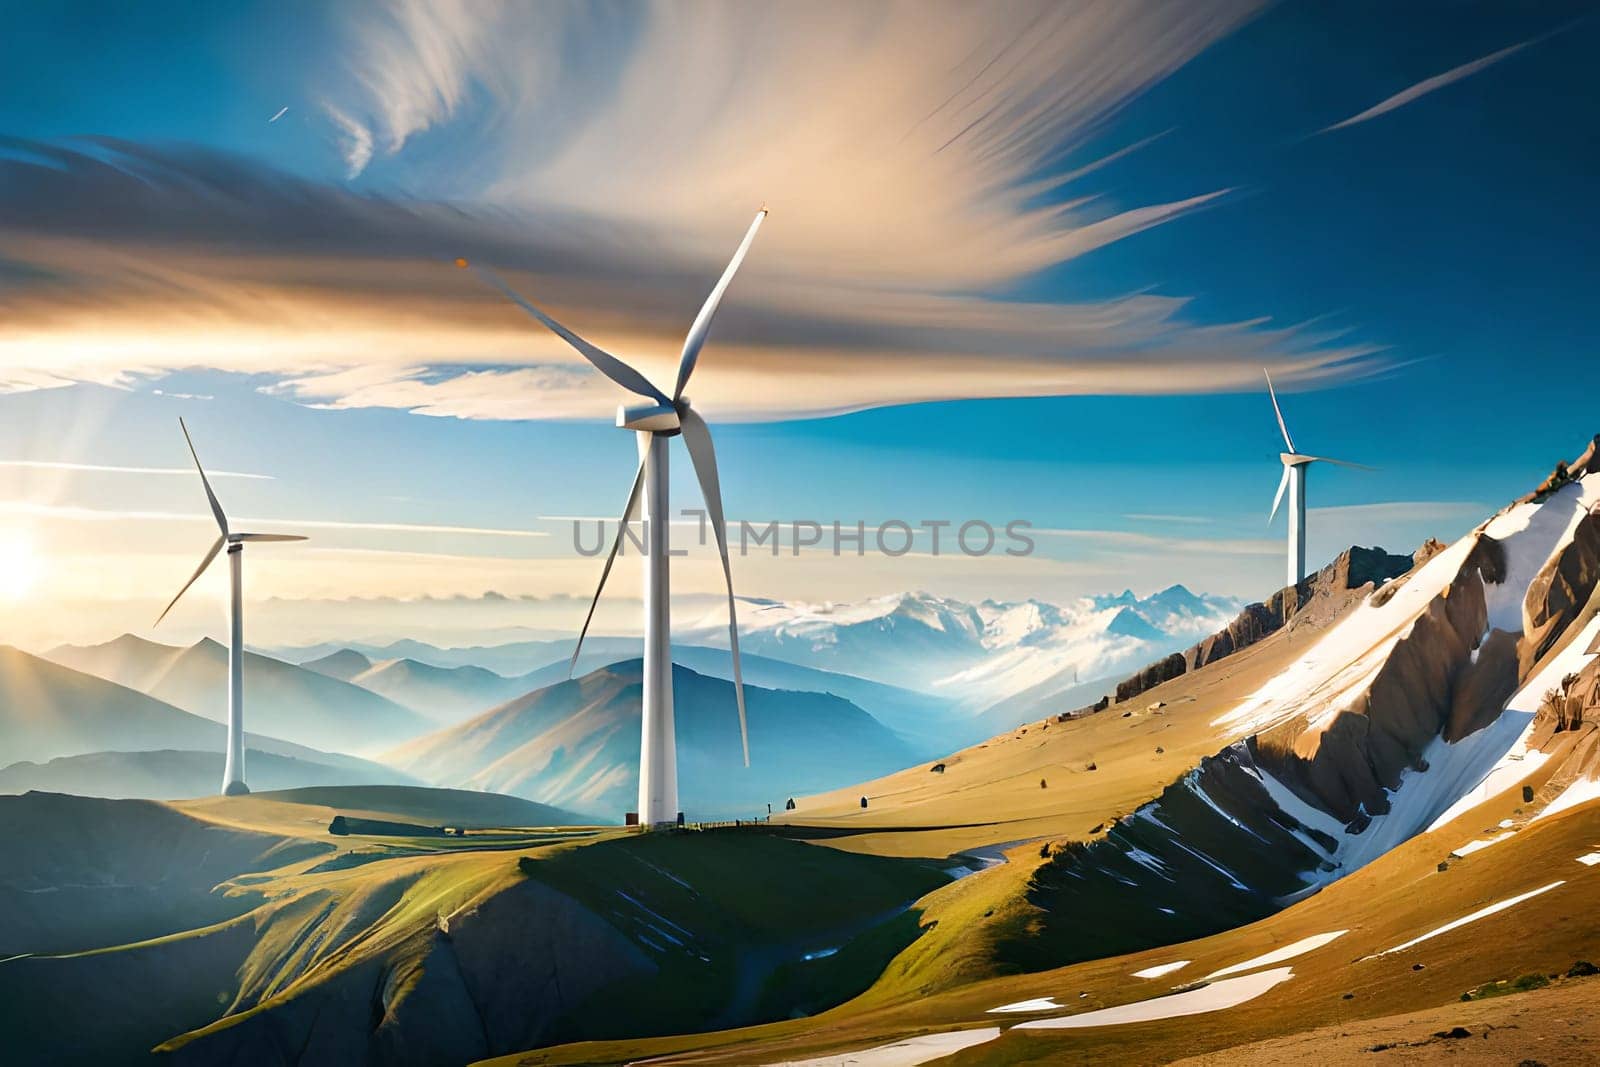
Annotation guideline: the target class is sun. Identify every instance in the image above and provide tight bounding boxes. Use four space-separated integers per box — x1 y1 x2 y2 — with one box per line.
0 531 43 603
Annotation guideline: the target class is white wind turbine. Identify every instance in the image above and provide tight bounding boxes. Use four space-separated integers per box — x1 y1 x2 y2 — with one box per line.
155 419 306 796
470 209 766 826
1264 370 1371 587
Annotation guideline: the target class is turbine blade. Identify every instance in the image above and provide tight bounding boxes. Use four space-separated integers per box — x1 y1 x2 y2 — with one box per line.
678 406 749 767
569 450 650 677
474 267 669 405
1263 369 1296 453
179 418 229 536
1305 455 1377 471
230 533 310 542
155 534 225 626
1269 465 1291 524
673 209 768 401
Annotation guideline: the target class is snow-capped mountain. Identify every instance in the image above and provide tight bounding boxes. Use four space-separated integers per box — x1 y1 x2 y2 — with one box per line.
686 585 1242 719
1031 435 1600 940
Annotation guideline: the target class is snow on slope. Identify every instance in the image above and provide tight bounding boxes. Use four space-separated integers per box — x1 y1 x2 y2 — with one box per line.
1218 473 1600 741
1025 461 1600 960
1214 533 1479 738
1423 611 1600 832
1222 472 1600 885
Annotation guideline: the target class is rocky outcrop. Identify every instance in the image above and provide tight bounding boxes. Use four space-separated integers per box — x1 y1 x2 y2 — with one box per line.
1115 653 1186 703
1516 436 1600 506
1190 603 1281 669
1571 435 1600 478
1259 536 1509 821
1110 545 1417 707
1522 506 1600 673
1413 537 1448 568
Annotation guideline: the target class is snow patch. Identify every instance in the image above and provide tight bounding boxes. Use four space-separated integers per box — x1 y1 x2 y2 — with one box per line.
1375 881 1566 956
1452 833 1514 857
1130 960 1190 979
772 1027 1002 1066
1013 967 1295 1030
1203 931 1347 980
988 997 1064 1014
1535 777 1600 822
1480 477 1600 633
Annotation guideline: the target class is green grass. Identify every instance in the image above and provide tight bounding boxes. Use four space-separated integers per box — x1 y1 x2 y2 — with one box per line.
513 829 952 1041
753 909 929 1020
1461 972 1552 1001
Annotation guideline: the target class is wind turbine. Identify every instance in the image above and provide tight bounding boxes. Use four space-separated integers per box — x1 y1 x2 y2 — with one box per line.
1264 370 1371 587
468 209 765 827
155 419 306 796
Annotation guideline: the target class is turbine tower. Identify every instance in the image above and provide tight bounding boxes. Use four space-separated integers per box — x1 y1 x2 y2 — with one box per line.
471 210 765 826
155 419 306 796
1264 370 1371 587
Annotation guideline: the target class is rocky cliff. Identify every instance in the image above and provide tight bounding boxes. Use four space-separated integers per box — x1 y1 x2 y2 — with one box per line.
1111 545 1417 707
1025 436 1600 968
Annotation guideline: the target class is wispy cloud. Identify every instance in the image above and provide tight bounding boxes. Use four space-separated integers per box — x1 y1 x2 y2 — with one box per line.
1318 38 1536 134
0 500 546 538
0 459 270 480
1123 513 1214 525
323 104 373 177
1306 501 1487 523
1029 526 1281 557
0 3 1396 421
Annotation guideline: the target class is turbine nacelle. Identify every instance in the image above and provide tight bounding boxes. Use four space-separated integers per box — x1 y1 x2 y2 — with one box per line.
154 419 307 627
617 400 683 435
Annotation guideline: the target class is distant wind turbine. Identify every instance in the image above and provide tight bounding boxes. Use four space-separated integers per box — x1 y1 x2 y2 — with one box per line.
1264 371 1372 587
467 209 766 826
155 419 306 796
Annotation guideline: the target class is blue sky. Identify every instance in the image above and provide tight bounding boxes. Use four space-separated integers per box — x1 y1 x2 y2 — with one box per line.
0 1 1594 648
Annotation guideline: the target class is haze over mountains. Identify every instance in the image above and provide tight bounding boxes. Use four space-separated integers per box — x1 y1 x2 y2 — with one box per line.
301 649 538 725
272 585 1239 743
387 660 917 820
46 635 432 755
0 645 409 796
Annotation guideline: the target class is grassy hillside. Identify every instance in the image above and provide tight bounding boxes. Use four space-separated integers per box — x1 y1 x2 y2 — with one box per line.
0 792 325 958
773 615 1316 859
178 784 587 835
0 747 417 799
0 786 950 1066
489 754 1600 1066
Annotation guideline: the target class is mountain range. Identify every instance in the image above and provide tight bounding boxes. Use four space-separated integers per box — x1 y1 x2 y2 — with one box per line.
301 649 539 724
386 659 918 820
688 585 1242 712
0 645 409 796
46 635 433 755
274 585 1239 741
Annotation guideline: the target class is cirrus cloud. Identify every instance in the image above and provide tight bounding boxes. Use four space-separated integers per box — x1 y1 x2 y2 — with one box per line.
0 1 1390 422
